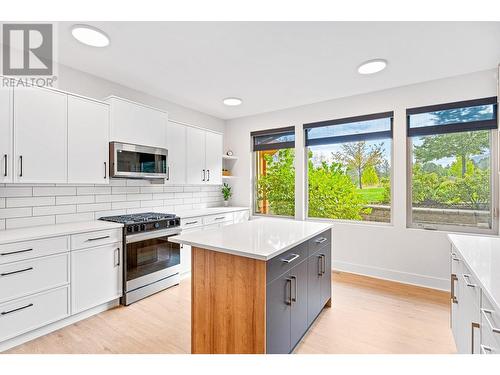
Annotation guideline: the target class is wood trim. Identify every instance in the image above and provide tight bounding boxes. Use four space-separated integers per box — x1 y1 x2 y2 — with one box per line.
191 247 266 354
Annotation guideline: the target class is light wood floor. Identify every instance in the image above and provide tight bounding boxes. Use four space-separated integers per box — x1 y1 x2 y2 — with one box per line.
4 272 456 354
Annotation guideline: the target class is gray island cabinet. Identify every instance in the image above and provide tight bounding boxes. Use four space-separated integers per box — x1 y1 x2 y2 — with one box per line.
169 218 332 354
267 229 331 353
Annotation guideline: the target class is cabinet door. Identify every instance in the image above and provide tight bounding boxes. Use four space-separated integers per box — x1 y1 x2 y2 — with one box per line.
71 244 122 314
13 87 67 183
205 131 222 185
319 247 332 306
290 259 308 348
266 273 292 354
0 87 12 183
166 121 187 184
68 96 109 184
307 252 323 325
108 97 166 149
186 127 206 184
451 261 464 353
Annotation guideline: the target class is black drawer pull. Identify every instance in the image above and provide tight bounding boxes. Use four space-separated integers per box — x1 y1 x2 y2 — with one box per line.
1 267 33 277
315 237 327 244
186 221 198 225
214 217 225 220
3 154 7 177
0 248 33 256
1 303 34 316
85 235 110 242
280 253 300 263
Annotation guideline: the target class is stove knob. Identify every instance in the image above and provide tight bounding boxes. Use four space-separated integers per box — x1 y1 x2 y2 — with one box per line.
133 225 139 232
154 222 160 229
126 227 132 233
140 224 146 231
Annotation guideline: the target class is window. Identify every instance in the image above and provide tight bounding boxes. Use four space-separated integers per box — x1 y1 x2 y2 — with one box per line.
252 127 295 216
304 112 393 223
407 97 498 233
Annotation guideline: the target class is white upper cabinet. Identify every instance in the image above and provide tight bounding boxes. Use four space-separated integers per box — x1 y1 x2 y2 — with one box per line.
13 87 68 184
186 127 223 185
186 127 206 184
107 96 167 149
205 131 222 185
166 121 187 184
68 96 110 184
0 87 12 183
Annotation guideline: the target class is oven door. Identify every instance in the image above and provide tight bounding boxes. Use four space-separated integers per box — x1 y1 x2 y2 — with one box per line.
110 142 167 179
125 229 181 292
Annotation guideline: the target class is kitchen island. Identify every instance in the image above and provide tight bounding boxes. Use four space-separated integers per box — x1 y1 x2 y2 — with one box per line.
169 218 333 354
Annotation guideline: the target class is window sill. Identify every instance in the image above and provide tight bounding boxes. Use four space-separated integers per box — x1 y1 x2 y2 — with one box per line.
305 216 393 227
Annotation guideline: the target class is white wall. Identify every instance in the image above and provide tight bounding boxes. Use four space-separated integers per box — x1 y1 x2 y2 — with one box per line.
56 64 225 133
224 69 498 291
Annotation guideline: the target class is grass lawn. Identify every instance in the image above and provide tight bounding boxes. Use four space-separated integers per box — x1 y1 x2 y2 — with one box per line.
356 187 385 204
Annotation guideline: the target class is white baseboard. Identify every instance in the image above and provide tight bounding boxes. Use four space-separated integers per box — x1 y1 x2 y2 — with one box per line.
332 260 449 292
0 299 119 353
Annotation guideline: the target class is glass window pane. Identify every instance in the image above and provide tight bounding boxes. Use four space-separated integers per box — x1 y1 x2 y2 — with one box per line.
254 148 295 216
409 104 495 129
307 138 391 223
253 131 295 149
410 130 492 230
306 117 391 141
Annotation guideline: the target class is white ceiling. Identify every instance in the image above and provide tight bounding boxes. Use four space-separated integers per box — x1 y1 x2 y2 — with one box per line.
55 22 500 120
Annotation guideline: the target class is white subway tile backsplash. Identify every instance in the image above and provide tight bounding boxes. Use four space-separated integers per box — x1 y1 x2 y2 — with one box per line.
33 186 76 196
0 207 32 219
33 205 76 216
6 196 55 208
6 215 55 229
56 212 94 224
0 187 32 197
0 180 223 231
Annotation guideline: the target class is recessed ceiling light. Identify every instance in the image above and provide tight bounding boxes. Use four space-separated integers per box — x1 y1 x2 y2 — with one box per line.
223 97 243 106
71 25 110 47
358 59 387 75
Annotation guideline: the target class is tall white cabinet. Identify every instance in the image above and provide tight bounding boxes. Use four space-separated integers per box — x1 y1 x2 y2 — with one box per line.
0 87 12 183
68 96 110 184
165 121 187 184
13 87 68 183
186 127 223 185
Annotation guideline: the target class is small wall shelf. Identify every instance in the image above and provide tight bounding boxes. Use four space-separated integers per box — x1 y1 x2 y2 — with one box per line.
222 154 238 179
222 155 238 161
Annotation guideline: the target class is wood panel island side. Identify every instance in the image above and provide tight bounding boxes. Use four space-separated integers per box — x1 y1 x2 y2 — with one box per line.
169 218 333 354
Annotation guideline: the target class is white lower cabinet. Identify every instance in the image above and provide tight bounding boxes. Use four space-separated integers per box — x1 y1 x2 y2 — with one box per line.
71 243 122 314
0 286 70 342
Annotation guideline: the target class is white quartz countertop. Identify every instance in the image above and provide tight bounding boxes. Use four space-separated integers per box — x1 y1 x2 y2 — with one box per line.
0 221 124 245
173 206 249 219
448 233 500 311
170 218 332 261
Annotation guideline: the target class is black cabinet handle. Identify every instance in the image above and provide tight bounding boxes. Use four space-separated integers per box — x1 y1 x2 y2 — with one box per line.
167 166 170 180
285 278 292 305
115 248 121 266
1 267 33 277
185 221 198 225
202 169 205 181
3 154 7 177
104 161 107 179
1 303 33 316
19 155 23 177
290 275 297 302
207 169 210 181
0 248 33 256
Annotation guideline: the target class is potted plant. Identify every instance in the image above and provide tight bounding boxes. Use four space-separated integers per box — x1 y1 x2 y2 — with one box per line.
221 183 232 207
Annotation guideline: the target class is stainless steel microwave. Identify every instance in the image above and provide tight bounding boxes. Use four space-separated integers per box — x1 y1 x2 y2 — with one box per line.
109 142 168 179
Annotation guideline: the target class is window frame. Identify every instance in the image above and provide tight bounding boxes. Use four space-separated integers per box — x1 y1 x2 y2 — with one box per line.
406 98 499 235
303 112 395 225
251 126 296 218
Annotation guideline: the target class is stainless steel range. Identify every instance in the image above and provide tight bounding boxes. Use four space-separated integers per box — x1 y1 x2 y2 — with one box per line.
99 212 181 305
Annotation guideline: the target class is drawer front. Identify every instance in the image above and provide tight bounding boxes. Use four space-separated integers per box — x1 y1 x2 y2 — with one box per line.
181 216 204 229
450 246 462 275
308 229 332 256
481 293 500 350
461 264 481 310
480 325 500 354
0 253 69 304
203 212 234 225
267 243 308 284
71 229 122 250
0 236 69 265
0 286 70 342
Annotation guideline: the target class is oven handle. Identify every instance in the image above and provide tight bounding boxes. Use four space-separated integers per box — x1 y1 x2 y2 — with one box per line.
126 228 182 244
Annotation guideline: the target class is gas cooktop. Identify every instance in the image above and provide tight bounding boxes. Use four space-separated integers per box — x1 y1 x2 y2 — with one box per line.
99 212 178 225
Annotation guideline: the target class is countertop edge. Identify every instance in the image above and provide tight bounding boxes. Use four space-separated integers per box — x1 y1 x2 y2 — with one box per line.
448 234 500 312
170 224 332 261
